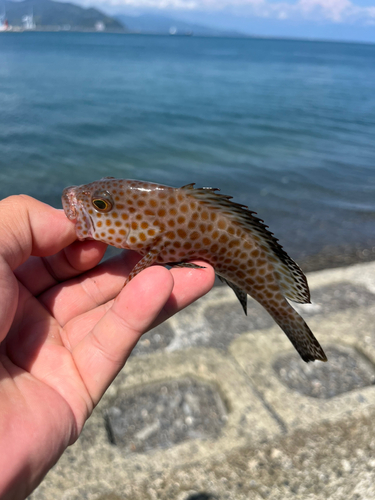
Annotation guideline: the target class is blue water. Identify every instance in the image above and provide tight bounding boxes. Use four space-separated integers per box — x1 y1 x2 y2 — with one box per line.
1 32 375 263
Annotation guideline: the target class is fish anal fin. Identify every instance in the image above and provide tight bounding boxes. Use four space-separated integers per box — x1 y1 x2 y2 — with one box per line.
218 275 248 315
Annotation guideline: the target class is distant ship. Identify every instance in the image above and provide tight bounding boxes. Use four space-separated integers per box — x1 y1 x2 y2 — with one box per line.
169 26 193 36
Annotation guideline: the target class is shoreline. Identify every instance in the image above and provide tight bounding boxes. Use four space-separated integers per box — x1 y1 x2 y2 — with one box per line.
1 31 374 46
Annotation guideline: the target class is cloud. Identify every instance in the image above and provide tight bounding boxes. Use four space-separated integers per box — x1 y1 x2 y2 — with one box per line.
297 0 375 22
103 0 264 9
99 0 375 24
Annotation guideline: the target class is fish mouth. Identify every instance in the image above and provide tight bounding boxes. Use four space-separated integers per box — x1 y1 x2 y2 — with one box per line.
62 186 79 221
61 186 94 240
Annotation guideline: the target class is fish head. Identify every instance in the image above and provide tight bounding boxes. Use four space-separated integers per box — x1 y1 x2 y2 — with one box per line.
62 178 121 242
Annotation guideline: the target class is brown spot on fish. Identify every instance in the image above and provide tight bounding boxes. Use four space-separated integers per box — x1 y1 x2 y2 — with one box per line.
190 231 200 241
219 234 228 243
177 228 187 238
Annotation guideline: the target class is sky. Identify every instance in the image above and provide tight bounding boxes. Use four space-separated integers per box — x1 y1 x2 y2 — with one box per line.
77 0 375 42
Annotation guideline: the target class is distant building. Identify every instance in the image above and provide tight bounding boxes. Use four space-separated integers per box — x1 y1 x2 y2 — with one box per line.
22 15 36 30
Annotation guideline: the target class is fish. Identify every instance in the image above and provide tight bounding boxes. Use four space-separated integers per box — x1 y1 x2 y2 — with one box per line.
62 177 327 363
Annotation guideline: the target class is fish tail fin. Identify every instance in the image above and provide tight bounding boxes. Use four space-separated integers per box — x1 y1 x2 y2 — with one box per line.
272 305 327 363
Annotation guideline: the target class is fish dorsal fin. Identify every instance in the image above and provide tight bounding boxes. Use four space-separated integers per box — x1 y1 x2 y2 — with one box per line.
218 275 248 315
183 185 310 304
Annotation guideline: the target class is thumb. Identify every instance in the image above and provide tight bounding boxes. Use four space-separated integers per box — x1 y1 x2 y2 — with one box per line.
0 195 77 271
0 195 76 343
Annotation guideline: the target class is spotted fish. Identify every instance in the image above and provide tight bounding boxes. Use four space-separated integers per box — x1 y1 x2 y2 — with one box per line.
62 178 327 363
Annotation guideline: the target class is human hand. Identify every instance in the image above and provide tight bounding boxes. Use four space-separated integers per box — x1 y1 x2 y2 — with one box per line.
0 195 215 500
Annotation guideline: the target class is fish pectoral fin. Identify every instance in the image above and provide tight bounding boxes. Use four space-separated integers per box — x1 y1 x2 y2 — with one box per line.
125 248 161 285
169 262 206 269
218 275 248 315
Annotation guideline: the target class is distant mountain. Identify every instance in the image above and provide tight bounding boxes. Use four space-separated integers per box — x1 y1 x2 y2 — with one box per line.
3 0 125 31
115 13 243 37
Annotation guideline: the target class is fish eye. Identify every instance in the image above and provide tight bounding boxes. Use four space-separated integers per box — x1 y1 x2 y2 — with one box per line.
91 190 114 213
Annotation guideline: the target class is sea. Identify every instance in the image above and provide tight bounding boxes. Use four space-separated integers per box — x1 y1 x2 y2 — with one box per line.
1 32 375 270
